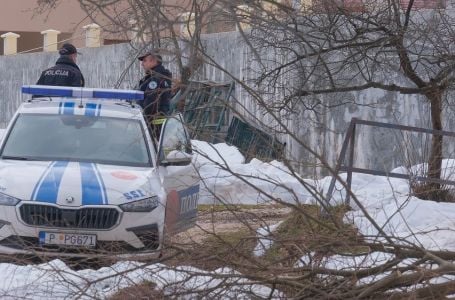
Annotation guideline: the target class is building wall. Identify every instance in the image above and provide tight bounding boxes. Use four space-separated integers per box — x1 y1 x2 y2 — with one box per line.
0 1 128 52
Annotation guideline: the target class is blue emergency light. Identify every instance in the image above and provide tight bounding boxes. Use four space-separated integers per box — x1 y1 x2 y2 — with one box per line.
21 85 144 101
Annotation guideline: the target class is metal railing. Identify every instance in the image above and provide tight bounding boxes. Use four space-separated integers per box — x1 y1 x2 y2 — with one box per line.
325 118 455 206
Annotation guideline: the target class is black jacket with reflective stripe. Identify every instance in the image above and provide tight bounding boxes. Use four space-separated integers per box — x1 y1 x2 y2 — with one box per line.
138 64 172 116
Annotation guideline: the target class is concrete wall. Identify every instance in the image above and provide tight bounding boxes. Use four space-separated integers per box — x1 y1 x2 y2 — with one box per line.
0 43 141 127
0 35 454 176
195 31 455 175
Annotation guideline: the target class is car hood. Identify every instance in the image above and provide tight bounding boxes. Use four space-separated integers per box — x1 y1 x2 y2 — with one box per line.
0 160 158 206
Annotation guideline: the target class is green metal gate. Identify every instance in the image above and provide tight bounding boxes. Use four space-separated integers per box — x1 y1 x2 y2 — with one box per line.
176 81 234 143
225 116 285 161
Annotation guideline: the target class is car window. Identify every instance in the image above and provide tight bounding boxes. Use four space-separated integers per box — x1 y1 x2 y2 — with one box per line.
1 114 151 167
160 116 191 157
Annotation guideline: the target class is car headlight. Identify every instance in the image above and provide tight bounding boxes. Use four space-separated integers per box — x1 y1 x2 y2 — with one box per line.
0 192 20 206
119 196 159 212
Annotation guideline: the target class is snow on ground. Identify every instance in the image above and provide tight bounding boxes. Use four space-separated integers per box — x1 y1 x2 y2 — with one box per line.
296 251 396 283
295 251 425 286
0 259 281 299
1 139 455 297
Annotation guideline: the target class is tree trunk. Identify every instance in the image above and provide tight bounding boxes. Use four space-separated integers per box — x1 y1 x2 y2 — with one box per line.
426 89 443 197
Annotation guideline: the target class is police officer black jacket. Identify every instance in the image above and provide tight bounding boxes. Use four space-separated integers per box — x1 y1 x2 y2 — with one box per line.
36 55 85 87
138 64 172 117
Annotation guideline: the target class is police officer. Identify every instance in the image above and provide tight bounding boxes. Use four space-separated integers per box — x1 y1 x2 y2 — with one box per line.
137 52 172 120
36 43 85 87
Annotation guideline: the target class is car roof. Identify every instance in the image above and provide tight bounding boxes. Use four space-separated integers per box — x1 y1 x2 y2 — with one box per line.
18 98 144 120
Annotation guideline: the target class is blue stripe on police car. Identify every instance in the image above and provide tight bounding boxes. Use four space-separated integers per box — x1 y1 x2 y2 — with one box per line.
84 103 102 117
32 161 69 203
62 102 75 115
80 162 107 205
85 103 97 116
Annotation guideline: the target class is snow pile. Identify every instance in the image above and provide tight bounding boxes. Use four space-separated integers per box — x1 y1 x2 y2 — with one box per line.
317 160 455 251
192 140 245 166
192 140 315 205
296 251 420 285
0 260 281 299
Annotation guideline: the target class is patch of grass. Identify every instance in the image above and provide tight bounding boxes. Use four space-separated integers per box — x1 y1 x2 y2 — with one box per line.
109 281 164 300
261 204 362 266
205 228 252 250
247 204 367 298
411 182 455 202
165 227 258 272
193 227 257 271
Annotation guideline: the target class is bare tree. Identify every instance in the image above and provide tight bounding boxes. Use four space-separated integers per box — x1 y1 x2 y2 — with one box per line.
216 0 455 200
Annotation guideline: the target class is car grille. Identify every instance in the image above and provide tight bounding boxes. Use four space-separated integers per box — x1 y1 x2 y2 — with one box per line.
19 204 120 229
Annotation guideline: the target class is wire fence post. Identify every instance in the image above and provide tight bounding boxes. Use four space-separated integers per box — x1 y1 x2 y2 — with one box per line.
345 122 356 206
323 118 356 213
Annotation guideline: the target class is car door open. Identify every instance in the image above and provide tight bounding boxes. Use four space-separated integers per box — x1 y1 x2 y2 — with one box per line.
157 114 200 234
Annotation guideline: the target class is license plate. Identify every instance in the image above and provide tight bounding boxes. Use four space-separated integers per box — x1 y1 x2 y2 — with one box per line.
39 232 97 248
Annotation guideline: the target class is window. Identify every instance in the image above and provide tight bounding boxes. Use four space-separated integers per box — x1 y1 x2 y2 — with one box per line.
159 116 191 159
1 114 151 167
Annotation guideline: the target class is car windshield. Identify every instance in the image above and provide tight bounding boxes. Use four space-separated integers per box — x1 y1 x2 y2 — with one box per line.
1 113 151 167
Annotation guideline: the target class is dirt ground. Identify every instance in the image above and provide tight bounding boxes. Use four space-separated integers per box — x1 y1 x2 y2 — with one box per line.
172 205 292 245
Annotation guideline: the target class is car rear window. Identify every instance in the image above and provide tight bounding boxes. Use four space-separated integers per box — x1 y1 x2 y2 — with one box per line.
1 114 152 167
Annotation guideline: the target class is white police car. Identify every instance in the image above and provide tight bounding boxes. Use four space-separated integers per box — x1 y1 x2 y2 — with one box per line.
0 85 199 256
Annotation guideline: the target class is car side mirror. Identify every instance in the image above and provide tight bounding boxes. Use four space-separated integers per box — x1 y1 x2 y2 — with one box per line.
161 150 192 166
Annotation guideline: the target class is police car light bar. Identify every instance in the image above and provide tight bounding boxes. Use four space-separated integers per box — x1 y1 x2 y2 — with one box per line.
21 85 144 101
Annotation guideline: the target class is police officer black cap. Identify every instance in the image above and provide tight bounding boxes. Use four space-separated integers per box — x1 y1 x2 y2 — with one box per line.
59 43 81 55
138 52 162 62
